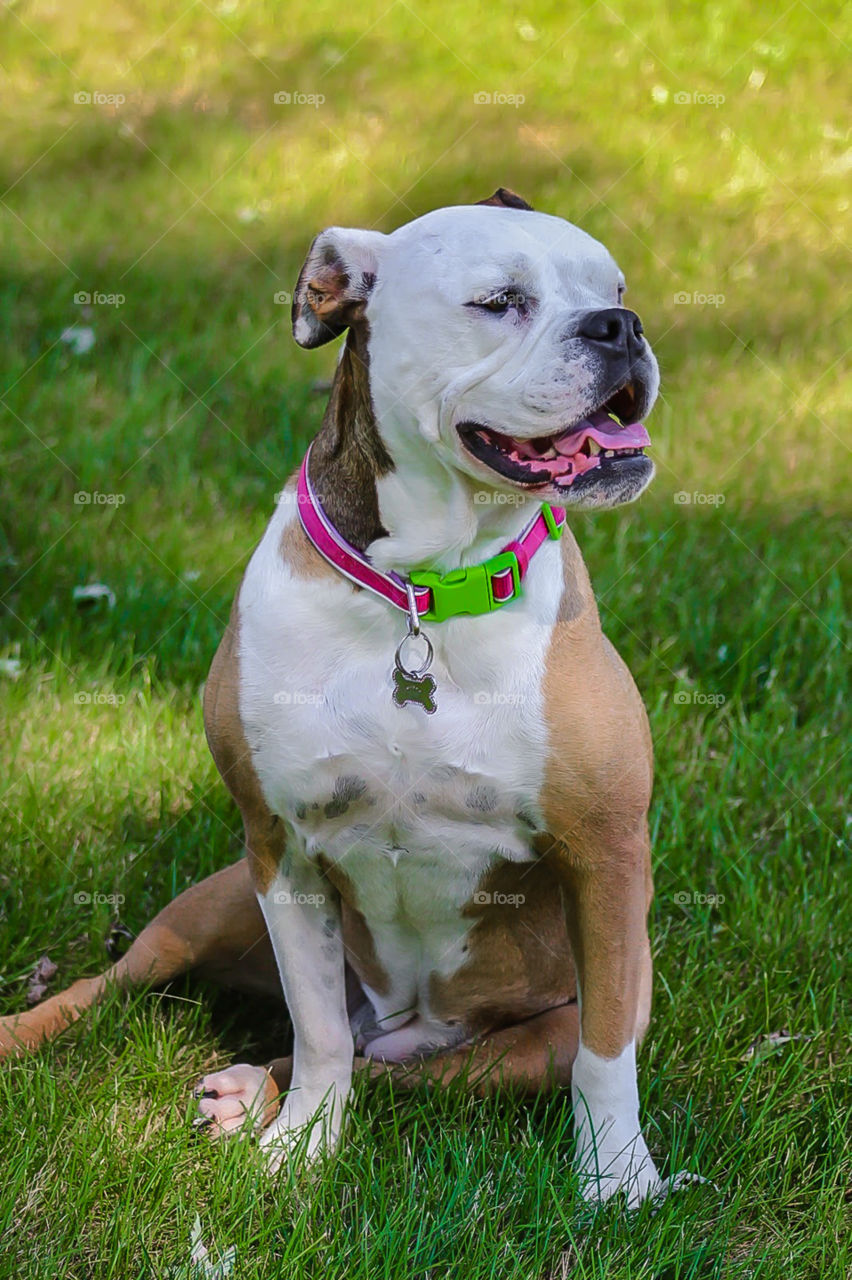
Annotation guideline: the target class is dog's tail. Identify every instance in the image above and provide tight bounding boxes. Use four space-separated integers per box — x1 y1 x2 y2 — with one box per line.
0 859 274 1059
0 971 131 1058
0 933 187 1059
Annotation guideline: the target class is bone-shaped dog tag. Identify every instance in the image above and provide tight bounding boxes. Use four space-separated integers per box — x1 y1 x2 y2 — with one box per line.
393 607 437 715
392 666 437 714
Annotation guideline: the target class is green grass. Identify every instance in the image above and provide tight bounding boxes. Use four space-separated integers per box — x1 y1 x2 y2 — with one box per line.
1 0 849 1275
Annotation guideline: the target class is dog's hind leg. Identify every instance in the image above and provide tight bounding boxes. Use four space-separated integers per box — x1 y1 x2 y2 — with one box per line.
367 1002 580 1096
0 859 276 1059
194 1003 580 1137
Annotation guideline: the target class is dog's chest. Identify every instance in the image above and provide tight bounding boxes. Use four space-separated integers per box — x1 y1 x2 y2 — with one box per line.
237 511 561 934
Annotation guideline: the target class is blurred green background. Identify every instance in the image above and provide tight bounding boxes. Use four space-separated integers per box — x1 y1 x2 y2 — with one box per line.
0 2 849 1277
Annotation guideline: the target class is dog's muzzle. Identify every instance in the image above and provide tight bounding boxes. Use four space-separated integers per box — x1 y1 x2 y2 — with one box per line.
456 305 656 504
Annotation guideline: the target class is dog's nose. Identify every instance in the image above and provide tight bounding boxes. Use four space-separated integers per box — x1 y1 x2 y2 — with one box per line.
577 308 644 352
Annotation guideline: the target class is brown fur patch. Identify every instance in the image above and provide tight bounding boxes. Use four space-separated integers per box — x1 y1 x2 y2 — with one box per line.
555 522 596 624
476 188 534 211
533 535 655 1058
429 859 575 1034
279 509 337 580
307 328 393 551
267 1001 578 1100
305 265 352 321
203 592 285 895
292 243 374 349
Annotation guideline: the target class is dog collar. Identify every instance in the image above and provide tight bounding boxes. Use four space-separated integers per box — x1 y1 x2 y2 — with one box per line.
296 444 565 623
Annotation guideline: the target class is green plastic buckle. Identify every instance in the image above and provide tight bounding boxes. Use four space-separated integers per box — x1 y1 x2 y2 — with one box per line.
541 502 564 541
410 550 521 622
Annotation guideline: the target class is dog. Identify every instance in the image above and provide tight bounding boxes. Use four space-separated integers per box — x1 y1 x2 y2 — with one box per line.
1 188 673 1206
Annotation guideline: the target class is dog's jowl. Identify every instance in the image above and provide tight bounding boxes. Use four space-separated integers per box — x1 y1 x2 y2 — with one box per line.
2 189 679 1206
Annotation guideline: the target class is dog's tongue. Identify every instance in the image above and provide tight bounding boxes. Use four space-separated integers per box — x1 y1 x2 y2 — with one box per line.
552 409 650 456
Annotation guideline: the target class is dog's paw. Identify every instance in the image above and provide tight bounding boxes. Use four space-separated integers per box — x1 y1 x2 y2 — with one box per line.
575 1128 662 1209
653 1170 718 1202
192 1063 280 1138
259 1081 349 1174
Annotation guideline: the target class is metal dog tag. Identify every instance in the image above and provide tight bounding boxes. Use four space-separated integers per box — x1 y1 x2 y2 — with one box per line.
393 583 437 715
392 665 437 714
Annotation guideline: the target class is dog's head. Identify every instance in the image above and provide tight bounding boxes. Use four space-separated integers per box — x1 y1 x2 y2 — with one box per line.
293 189 657 511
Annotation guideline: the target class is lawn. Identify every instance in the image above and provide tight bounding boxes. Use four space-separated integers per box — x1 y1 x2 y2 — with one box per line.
0 0 849 1276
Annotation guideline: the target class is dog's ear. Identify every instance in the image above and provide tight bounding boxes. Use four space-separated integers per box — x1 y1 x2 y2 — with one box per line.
292 228 385 349
476 188 534 211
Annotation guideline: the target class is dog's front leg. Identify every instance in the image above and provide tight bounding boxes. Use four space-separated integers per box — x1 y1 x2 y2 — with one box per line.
255 858 353 1171
203 612 352 1166
550 821 661 1207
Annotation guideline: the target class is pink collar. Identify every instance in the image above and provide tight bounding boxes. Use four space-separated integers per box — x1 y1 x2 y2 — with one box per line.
296 445 565 623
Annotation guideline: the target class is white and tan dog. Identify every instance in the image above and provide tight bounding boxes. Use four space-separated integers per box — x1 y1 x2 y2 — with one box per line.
2 189 673 1205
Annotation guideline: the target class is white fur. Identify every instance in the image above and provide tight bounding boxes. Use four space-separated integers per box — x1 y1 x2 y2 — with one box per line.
240 497 562 1055
233 204 661 1197
317 207 659 570
362 207 656 555
256 865 352 1168
572 1039 662 1207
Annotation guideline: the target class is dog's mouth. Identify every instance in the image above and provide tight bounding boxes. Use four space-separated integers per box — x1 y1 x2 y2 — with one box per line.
457 398 650 490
